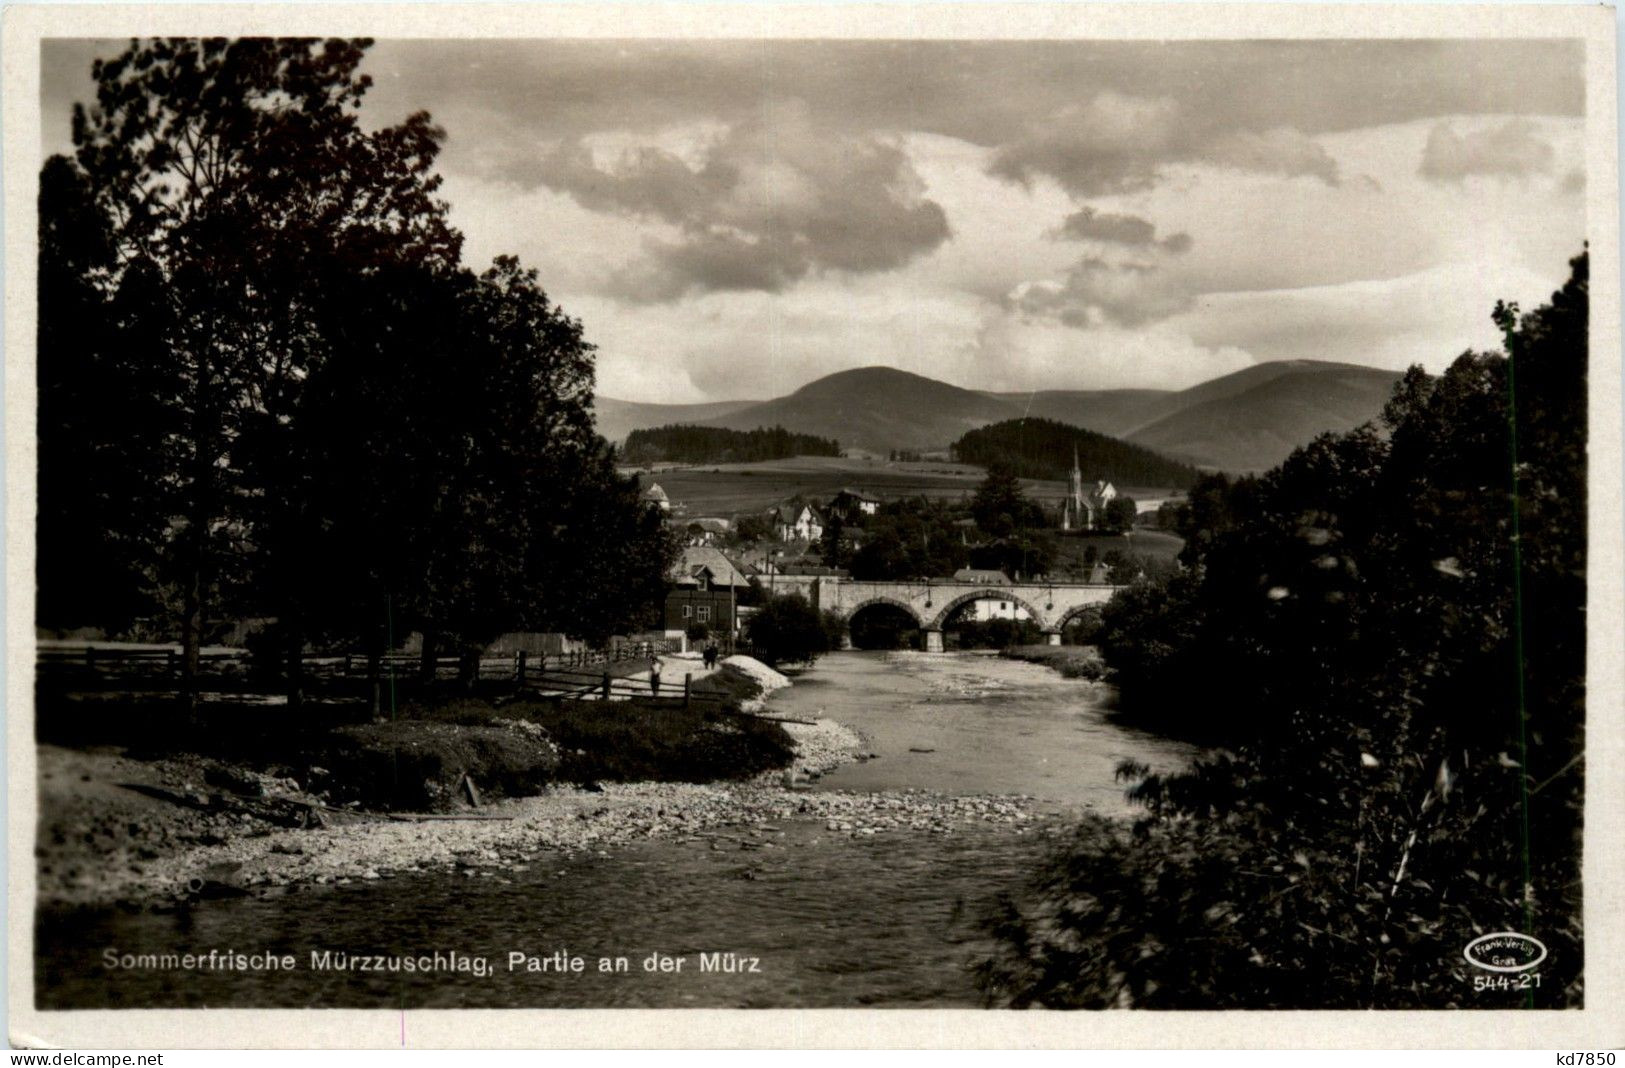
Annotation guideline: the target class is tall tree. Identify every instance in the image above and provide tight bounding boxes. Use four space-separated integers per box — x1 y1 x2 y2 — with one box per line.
36 157 172 632
971 464 1044 538
62 38 459 707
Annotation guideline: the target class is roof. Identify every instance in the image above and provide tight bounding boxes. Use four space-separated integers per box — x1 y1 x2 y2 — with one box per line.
640 482 669 502
953 568 1013 584
668 546 752 588
772 503 823 524
835 488 879 501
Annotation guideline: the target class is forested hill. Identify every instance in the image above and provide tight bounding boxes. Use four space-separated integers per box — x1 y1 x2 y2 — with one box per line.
951 418 1200 488
623 424 841 465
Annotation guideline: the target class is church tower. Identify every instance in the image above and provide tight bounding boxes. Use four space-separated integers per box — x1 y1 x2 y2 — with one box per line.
1063 445 1087 530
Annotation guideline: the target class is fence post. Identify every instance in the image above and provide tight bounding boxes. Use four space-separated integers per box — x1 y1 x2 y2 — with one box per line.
601 672 610 700
684 673 691 710
515 650 527 687
166 649 176 677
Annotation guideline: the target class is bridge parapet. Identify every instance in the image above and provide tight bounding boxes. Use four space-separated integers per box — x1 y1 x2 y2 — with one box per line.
806 577 1122 636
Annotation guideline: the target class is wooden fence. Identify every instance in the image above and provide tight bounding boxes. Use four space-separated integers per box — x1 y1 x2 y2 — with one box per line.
34 639 690 693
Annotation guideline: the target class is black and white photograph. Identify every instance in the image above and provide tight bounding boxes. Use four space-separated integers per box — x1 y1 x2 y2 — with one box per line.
6 2 1622 1049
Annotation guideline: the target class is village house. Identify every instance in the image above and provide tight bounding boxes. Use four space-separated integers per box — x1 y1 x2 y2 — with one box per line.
770 502 824 543
965 598 1030 621
681 516 732 546
640 482 671 513
664 546 753 644
828 488 881 524
953 567 1013 585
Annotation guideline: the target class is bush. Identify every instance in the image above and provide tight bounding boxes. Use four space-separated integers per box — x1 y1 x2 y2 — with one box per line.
313 719 560 812
748 593 831 667
954 618 1044 649
685 622 710 642
1001 644 1106 679
501 697 794 783
1061 605 1103 643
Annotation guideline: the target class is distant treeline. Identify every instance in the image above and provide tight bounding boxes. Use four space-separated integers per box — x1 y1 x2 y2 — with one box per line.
951 418 1199 488
623 424 840 465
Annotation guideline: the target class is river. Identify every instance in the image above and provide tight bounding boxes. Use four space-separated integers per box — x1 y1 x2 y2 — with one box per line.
35 651 1197 1009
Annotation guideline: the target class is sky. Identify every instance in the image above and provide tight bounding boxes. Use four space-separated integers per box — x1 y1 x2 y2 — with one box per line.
41 38 1588 403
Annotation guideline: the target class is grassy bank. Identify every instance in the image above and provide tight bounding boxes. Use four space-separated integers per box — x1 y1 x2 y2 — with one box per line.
36 662 792 814
1000 644 1107 680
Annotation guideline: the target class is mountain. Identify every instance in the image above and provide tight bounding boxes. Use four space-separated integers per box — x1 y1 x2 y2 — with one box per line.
695 367 1025 453
592 397 759 445
1123 362 1404 473
595 359 1405 473
980 389 1171 439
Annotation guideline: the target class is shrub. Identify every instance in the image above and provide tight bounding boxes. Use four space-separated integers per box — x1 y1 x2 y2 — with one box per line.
501 697 794 783
748 593 831 667
313 719 560 812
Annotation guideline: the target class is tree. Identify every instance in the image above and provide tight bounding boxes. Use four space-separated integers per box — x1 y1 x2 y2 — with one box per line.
49 39 679 709
747 593 832 667
733 513 772 545
59 38 460 708
623 424 838 465
1102 496 1138 533
971 464 1044 538
36 156 172 633
952 417 1200 488
984 252 1590 1008
818 512 850 568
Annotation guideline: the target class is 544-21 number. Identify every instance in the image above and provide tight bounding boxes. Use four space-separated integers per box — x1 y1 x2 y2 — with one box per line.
1473 973 1541 991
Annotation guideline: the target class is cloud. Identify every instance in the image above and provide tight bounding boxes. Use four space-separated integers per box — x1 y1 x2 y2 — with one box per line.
492 106 949 300
989 92 1183 196
1178 262 1564 370
968 310 1256 391
1054 206 1192 253
44 39 1583 403
1011 256 1195 329
1419 120 1555 183
346 39 1584 165
988 91 1340 201
1205 128 1340 185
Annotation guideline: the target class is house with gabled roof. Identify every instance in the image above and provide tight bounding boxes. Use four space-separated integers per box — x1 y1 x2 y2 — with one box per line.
769 502 824 543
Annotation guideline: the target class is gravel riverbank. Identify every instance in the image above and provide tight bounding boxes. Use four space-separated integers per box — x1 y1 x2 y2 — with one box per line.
36 714 1047 910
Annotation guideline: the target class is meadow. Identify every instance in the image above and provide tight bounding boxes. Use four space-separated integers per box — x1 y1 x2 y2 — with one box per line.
632 455 1180 519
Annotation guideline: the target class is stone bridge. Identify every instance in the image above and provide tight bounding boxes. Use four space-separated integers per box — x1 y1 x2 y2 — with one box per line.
772 575 1124 652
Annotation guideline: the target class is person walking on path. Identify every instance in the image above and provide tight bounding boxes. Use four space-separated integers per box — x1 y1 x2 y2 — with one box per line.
649 655 664 697
703 642 718 670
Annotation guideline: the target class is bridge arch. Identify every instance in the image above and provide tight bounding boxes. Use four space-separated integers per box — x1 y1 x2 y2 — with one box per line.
1055 601 1108 632
843 596 927 628
926 589 1050 632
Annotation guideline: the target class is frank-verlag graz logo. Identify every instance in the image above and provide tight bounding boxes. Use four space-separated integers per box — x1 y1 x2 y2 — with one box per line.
1463 931 1548 991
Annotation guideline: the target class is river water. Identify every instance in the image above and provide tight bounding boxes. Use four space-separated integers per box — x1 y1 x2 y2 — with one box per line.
36 651 1196 1009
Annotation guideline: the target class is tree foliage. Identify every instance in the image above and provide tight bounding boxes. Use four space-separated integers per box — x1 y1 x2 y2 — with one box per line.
747 593 834 667
970 464 1047 539
847 497 969 580
1102 496 1139 534
953 417 1200 488
623 424 839 465
38 38 676 699
981 252 1589 1008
